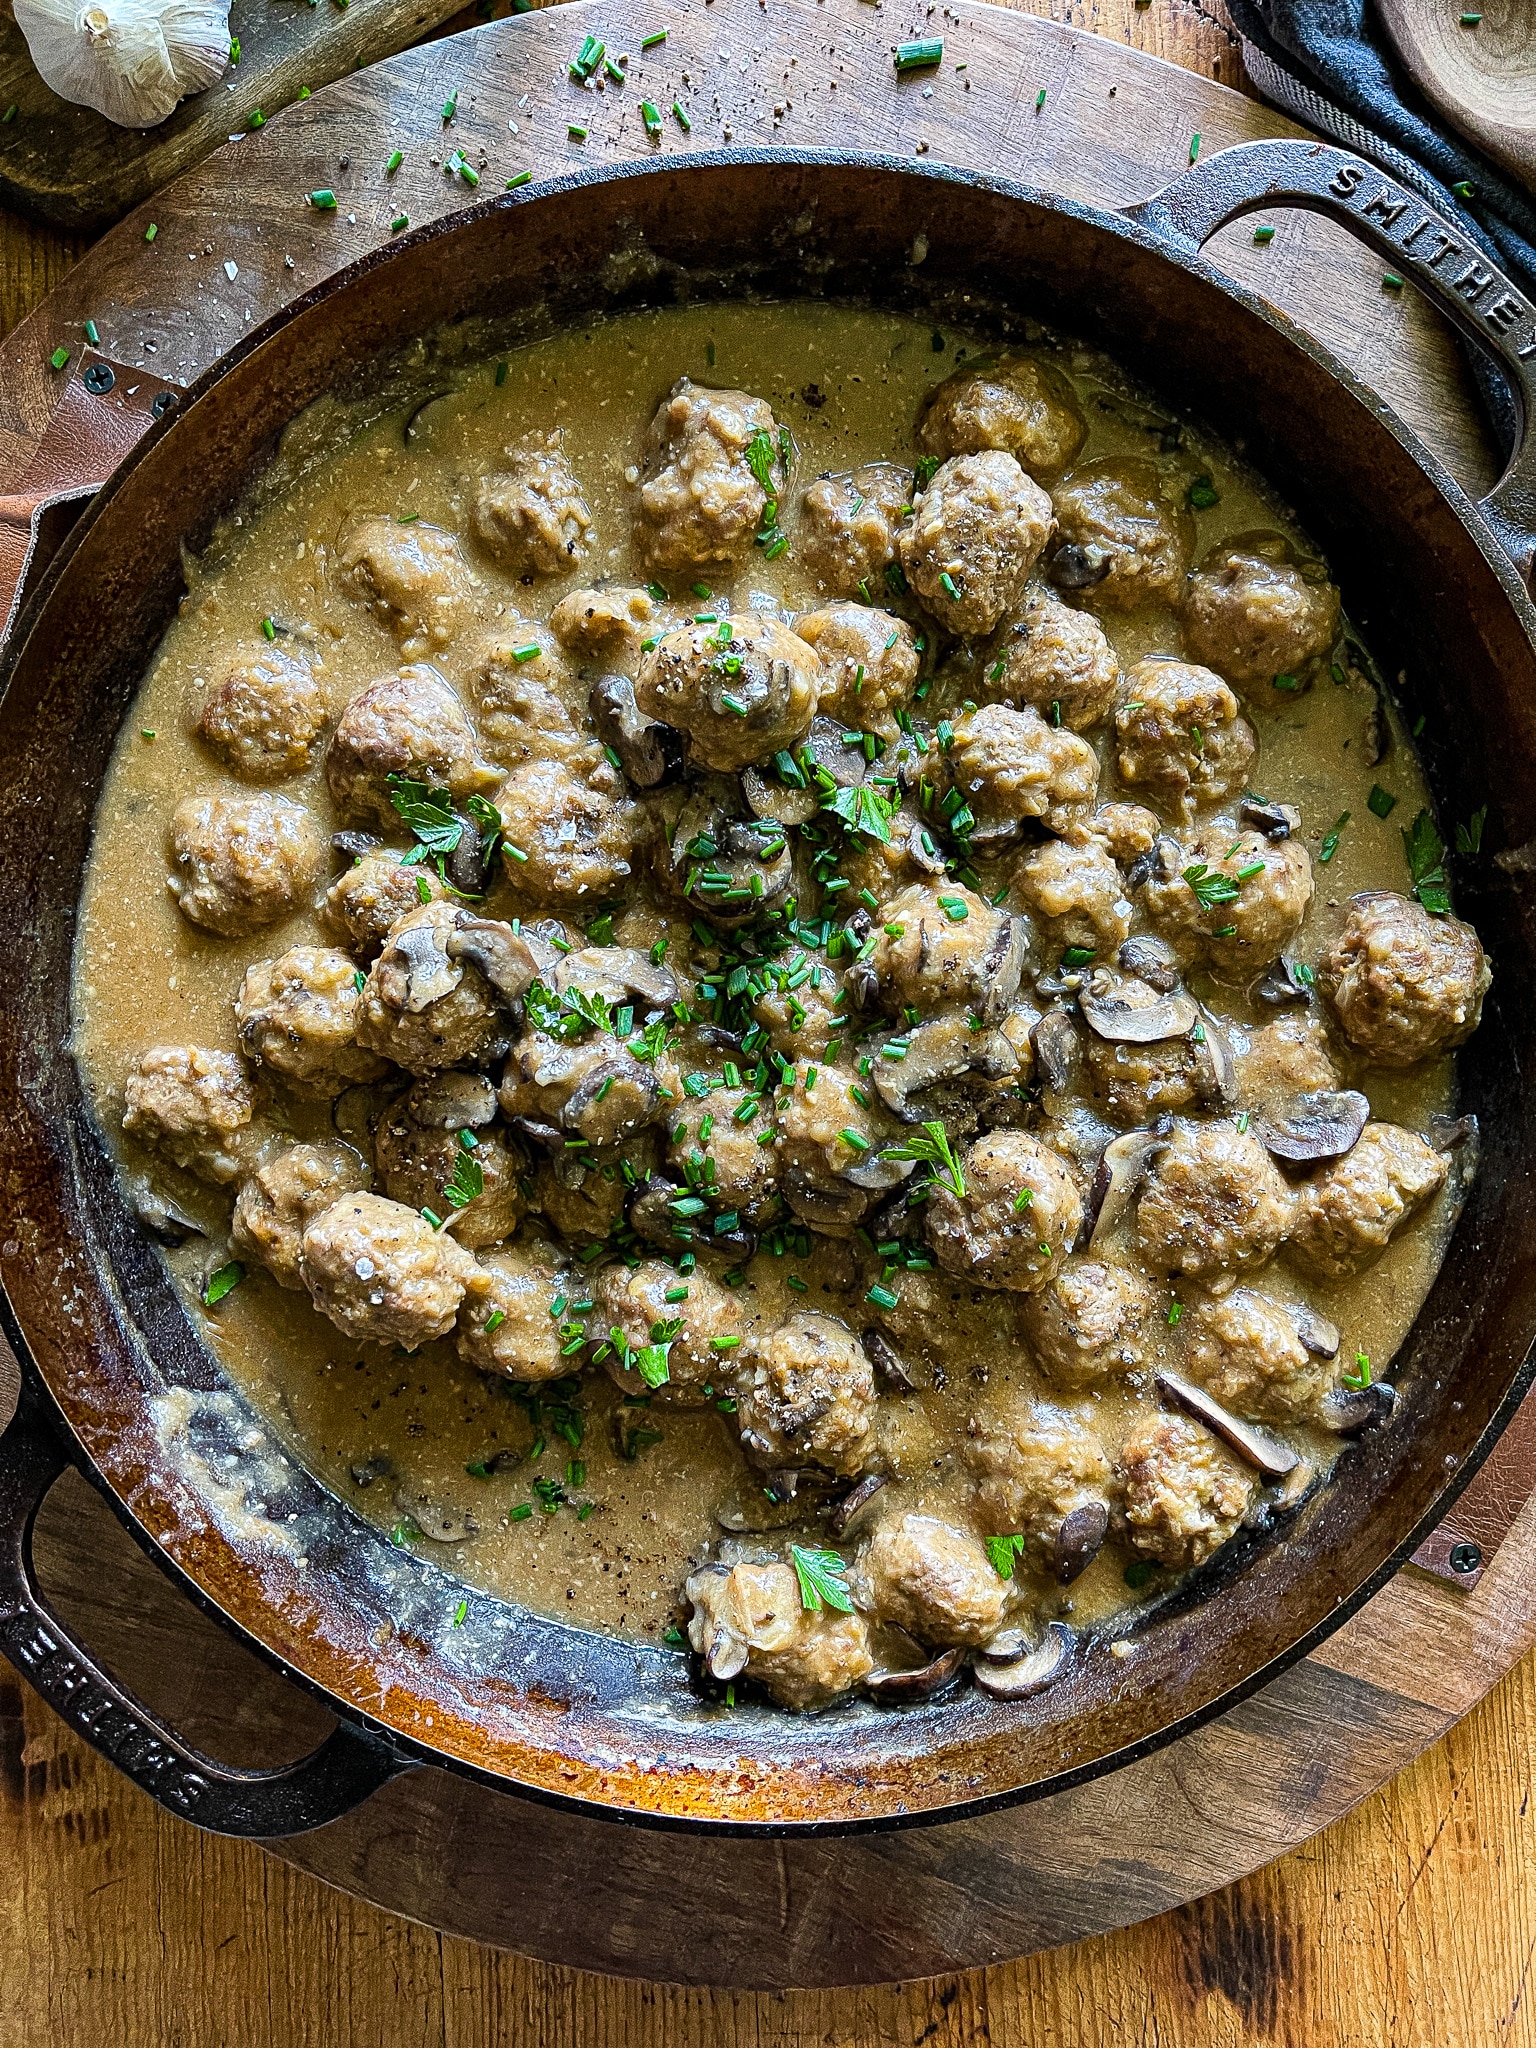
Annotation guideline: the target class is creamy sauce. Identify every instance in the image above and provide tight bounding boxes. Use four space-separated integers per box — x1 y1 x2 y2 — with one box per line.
73 300 1458 1652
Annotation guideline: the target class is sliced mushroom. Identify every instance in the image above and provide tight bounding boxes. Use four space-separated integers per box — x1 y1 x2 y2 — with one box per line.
392 1489 478 1543
132 1183 207 1246
865 1645 967 1705
406 1070 499 1130
976 1627 1032 1665
666 789 794 928
801 714 868 791
1253 1089 1369 1167
1429 1113 1479 1154
782 1162 876 1231
627 1174 689 1250
1116 935 1180 993
377 921 462 1013
870 1012 1019 1123
1127 834 1183 892
740 761 818 827
713 1488 815 1534
844 959 882 1012
1253 957 1315 1007
1322 1379 1397 1436
1291 1304 1341 1359
859 1327 916 1394
905 818 949 874
445 811 490 896
842 1148 914 1194
1274 1457 1317 1511
590 673 683 789
554 945 680 1011
1239 797 1298 840
1079 973 1200 1045
562 1057 660 1144
1053 1500 1109 1584
508 1114 564 1151
332 829 381 861
1153 1369 1299 1480
445 915 559 1003
1086 1126 1166 1247
1190 1012 1239 1111
972 1621 1072 1699
1050 541 1111 590
827 1470 889 1536
1031 1008 1081 1115
977 914 1029 1022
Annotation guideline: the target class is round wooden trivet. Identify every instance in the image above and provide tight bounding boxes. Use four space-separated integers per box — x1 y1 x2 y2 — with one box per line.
3 0 1522 1986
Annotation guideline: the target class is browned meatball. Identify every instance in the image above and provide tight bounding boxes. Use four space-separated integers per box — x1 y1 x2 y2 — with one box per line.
457 1235 577 1380
335 517 470 655
499 1028 662 1147
590 1258 737 1400
945 703 1099 839
667 1091 781 1224
232 1141 371 1289
636 615 822 774
1014 836 1132 958
459 630 587 771
1019 1259 1155 1387
195 649 327 782
775 1064 898 1235
985 584 1119 731
299 1190 476 1348
918 353 1087 482
375 1102 526 1250
797 463 912 600
635 378 779 577
470 431 592 578
531 1141 636 1241
926 1131 1083 1293
496 750 644 909
1319 893 1490 1068
1136 1119 1293 1277
871 883 1026 1020
792 605 919 726
1144 825 1314 980
1288 1123 1448 1278
1232 1009 1342 1116
1181 531 1340 694
1118 1411 1256 1569
548 585 671 673
355 902 504 1075
684 1561 874 1709
899 451 1054 636
1182 1287 1334 1425
1049 459 1194 611
736 1311 877 1475
234 947 389 1097
751 959 850 1064
168 794 325 938
1075 802 1163 866
321 850 447 958
848 1513 1010 1648
324 666 496 829
1113 659 1257 816
965 1401 1112 1558
123 1044 266 1186
1083 997 1224 1128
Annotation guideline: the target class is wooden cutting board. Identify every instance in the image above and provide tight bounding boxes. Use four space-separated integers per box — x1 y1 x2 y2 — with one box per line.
1 0 1529 1990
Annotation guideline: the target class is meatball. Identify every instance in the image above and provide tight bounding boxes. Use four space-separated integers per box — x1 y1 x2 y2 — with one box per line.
324 665 496 829
233 947 389 1097
232 1141 371 1289
1014 836 1131 958
548 585 669 673
531 1141 636 1241
751 960 849 1064
898 451 1054 637
1318 893 1490 1068
1018 1259 1154 1387
299 1190 476 1348
375 1106 526 1250
1135 1119 1293 1278
1181 531 1341 694
335 516 470 655
1182 1287 1333 1424
635 378 778 577
1288 1122 1448 1278
456 1236 576 1380
321 849 447 957
985 584 1119 732
1112 659 1257 816
775 1065 894 1235
1144 825 1314 980
848 1513 1010 1648
735 1311 877 1475
499 1028 662 1147
195 649 327 782
944 702 1099 838
1076 801 1162 866
1049 458 1193 611
871 883 1026 1021
589 1258 736 1400
355 902 503 1074
122 1044 265 1186
635 614 822 774
667 1091 781 1224
460 630 586 771
792 605 919 726
918 353 1087 482
797 463 912 599
925 1131 1083 1293
1083 1005 1221 1127
1232 1009 1342 1116
965 1401 1112 1558
685 1561 874 1710
168 793 324 939
1118 1411 1256 1570
496 751 643 909
470 431 592 578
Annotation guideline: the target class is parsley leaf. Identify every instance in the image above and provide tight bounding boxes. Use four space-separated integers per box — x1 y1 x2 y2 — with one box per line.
203 1261 244 1306
1402 808 1450 915
444 1150 484 1211
985 1533 1027 1580
789 1545 854 1613
1182 862 1241 910
824 781 895 843
1455 806 1487 856
526 978 611 1040
880 1118 966 1199
388 773 463 855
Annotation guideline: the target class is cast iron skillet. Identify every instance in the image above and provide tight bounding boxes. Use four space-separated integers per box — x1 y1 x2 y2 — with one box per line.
0 138 1534 1841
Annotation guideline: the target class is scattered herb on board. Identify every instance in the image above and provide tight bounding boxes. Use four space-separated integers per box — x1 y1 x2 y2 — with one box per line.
894 37 943 71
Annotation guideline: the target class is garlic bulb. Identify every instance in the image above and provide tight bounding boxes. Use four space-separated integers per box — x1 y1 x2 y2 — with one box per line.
14 0 231 129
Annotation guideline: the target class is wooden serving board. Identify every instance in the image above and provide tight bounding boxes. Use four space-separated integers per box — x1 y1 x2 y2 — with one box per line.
0 0 1527 1988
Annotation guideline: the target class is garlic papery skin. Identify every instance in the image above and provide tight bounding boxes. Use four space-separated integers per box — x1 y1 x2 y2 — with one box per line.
14 0 232 129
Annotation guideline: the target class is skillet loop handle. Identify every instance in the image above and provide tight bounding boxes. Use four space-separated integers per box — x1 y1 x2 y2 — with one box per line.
0 1384 415 1838
1124 137 1536 592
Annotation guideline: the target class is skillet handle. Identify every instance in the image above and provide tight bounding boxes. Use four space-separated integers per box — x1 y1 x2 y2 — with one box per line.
1123 137 1536 592
0 1381 415 1838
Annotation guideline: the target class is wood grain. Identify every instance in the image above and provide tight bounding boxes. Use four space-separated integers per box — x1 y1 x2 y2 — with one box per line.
1375 0 1536 201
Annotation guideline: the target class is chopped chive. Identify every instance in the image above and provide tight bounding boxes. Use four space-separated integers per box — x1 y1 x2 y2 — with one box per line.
308 190 337 210
605 56 625 82
506 170 532 189
1189 132 1201 163
48 346 68 371
145 223 158 241
511 641 541 662
248 109 265 128
1367 784 1398 818
84 319 99 344
386 149 404 174
1253 224 1275 245
641 99 663 136
442 89 458 120
0 105 15 123
866 1282 899 1310
261 615 277 640
453 1598 468 1625
568 122 588 140
1034 86 1046 110
672 100 691 131
1382 272 1404 292
642 27 667 44
511 1503 533 1522
1461 7 1482 16
458 161 480 187
390 215 409 234
895 37 943 70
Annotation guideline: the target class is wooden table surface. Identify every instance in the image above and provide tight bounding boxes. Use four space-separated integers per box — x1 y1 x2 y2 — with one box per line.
2 0 1535 2041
